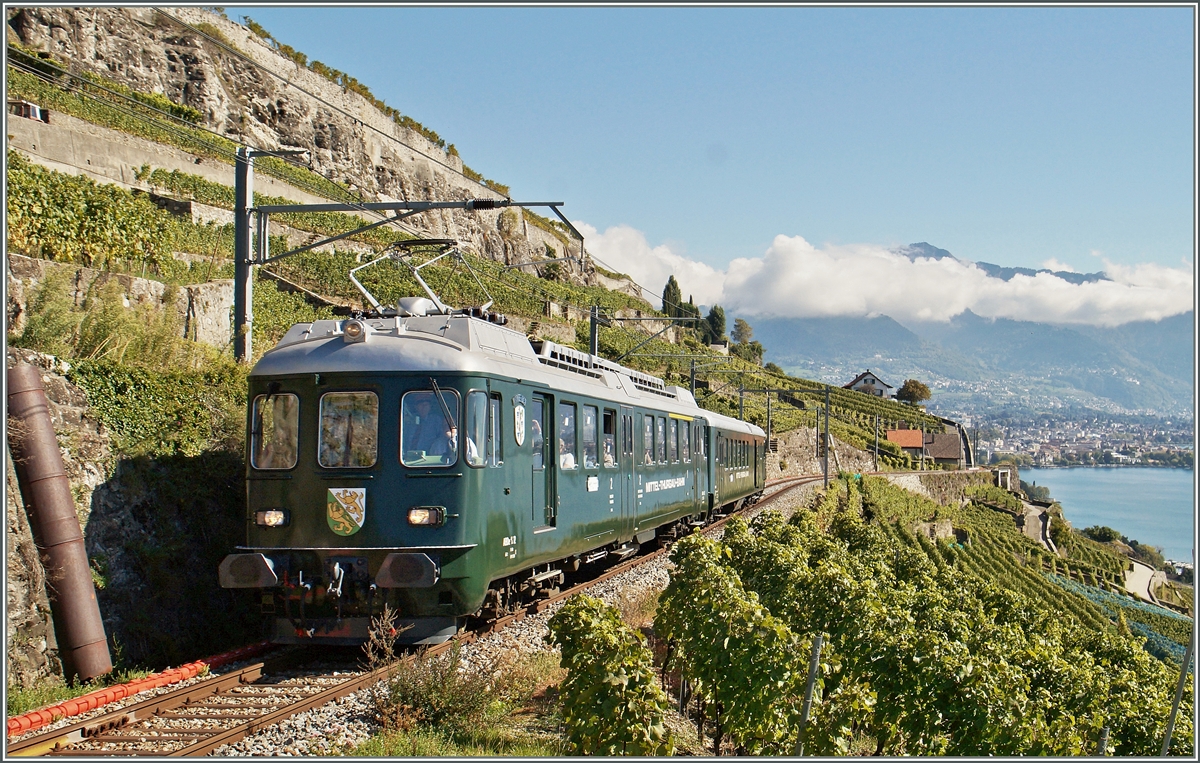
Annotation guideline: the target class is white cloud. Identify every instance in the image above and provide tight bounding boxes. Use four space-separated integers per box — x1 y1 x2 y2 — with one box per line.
575 222 724 308
576 223 1195 327
1041 258 1076 272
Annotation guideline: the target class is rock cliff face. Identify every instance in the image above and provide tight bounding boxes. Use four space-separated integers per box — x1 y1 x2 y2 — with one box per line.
7 254 234 350
5 349 259 674
6 349 109 686
6 6 604 283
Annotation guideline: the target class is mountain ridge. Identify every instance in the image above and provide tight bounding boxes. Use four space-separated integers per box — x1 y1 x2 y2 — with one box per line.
747 242 1192 417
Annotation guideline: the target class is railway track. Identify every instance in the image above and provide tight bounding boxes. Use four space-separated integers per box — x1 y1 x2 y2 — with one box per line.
8 475 817 758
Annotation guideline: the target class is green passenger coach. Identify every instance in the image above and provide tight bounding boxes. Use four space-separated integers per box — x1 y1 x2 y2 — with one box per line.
218 293 765 645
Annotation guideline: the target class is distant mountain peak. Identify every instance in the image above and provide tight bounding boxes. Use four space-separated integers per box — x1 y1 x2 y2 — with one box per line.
971 261 1110 285
891 243 1110 285
894 242 956 261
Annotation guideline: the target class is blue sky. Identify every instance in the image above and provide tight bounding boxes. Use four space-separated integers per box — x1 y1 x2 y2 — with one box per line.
222 5 1194 323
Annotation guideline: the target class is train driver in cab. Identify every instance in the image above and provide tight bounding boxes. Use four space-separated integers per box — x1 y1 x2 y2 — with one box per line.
404 393 456 463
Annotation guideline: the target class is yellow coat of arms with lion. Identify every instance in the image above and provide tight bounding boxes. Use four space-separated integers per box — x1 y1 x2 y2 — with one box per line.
327 488 366 536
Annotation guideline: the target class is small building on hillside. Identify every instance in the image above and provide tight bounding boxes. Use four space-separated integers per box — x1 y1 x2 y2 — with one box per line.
886 427 966 467
843 370 893 398
8 100 50 123
925 432 965 468
886 428 924 458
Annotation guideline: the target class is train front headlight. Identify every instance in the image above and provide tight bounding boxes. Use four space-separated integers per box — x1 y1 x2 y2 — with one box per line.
407 507 445 526
255 509 289 527
343 320 371 343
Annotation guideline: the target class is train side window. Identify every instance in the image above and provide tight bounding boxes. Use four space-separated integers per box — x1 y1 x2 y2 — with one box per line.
251 393 299 470
681 421 690 462
695 424 705 458
602 409 617 467
559 403 578 469
531 398 545 469
642 415 654 465
465 392 487 467
401 390 460 467
582 405 598 469
656 417 667 463
488 395 502 467
668 419 678 462
319 391 379 468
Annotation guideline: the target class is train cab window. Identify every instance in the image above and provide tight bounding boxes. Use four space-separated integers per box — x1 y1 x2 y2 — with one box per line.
251 393 299 470
465 392 487 467
319 391 379 468
681 421 690 462
559 403 578 469
656 417 667 463
531 398 545 469
488 395 502 467
668 419 678 462
602 410 617 467
400 390 460 467
582 405 599 469
642 415 654 465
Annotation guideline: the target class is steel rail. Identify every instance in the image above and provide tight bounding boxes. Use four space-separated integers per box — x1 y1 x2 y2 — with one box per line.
5 650 311 757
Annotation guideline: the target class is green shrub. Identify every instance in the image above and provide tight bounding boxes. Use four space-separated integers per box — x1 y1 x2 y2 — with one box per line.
546 595 674 756
376 643 500 732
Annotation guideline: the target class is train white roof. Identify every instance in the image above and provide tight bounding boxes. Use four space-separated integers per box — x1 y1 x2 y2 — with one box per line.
252 315 764 437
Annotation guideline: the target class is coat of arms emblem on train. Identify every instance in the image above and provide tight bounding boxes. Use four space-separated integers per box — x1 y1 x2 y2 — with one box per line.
327 488 366 536
514 403 526 446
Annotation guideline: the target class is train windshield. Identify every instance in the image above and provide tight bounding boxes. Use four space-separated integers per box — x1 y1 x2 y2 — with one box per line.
251 393 299 469
400 390 460 467
318 392 379 468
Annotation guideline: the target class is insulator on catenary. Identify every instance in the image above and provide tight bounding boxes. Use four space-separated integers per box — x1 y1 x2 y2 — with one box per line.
467 199 497 210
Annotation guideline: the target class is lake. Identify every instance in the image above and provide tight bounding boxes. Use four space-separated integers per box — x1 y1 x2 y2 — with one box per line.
1022 467 1195 562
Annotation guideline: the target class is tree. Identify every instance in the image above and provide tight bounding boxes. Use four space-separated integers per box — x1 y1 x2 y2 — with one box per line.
895 379 931 405
765 362 785 375
704 305 727 345
731 318 754 345
661 275 683 318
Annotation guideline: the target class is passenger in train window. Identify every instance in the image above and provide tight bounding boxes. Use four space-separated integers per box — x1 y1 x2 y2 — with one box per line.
559 442 576 469
560 404 577 469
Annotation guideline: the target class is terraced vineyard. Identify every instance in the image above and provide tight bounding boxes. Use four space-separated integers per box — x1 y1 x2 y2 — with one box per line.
859 475 1193 670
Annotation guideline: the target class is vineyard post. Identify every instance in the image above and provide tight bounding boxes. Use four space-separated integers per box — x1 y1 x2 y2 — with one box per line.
920 424 926 470
1097 725 1109 756
823 385 830 488
1160 633 1194 755
874 414 879 472
739 385 744 421
766 392 772 447
794 633 825 756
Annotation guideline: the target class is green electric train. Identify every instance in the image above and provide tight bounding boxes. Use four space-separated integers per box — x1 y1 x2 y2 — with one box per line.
218 255 766 645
